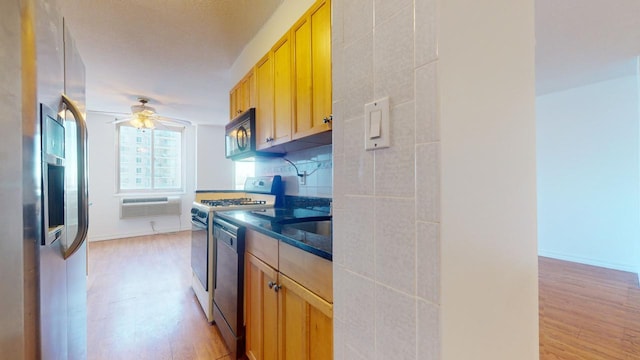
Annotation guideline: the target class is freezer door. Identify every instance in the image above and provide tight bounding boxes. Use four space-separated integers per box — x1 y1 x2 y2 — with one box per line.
62 21 88 360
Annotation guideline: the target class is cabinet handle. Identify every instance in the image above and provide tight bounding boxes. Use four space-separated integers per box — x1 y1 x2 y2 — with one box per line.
323 114 333 124
265 137 273 143
273 284 281 292
237 109 242 114
268 281 275 289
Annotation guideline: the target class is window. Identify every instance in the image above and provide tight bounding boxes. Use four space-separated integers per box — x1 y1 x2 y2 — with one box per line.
234 162 255 190
118 125 183 192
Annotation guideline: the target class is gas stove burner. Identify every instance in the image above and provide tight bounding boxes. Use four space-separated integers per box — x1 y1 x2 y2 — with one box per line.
200 198 267 207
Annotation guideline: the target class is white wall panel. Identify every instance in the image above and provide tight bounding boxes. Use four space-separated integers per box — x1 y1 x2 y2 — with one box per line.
537 73 640 273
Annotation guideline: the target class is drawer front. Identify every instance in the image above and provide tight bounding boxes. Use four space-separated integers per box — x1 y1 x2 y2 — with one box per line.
279 241 332 303
245 229 279 269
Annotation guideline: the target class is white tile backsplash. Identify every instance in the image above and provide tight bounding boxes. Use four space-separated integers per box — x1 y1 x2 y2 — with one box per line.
255 144 332 197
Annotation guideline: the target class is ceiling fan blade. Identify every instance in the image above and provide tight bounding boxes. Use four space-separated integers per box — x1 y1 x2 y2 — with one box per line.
90 109 130 117
107 117 133 124
155 116 192 126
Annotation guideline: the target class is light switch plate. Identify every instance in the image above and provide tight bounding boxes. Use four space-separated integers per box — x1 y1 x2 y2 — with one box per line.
364 97 390 150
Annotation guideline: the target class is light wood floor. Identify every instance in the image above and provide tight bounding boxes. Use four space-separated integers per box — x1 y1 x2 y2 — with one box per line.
88 233 640 359
87 231 231 360
539 256 640 359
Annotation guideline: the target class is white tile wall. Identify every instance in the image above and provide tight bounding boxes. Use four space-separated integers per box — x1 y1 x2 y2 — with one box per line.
374 197 416 294
417 221 440 304
417 298 441 360
373 4 415 106
416 143 440 223
333 0 440 358
374 101 416 197
375 284 417 360
341 196 376 278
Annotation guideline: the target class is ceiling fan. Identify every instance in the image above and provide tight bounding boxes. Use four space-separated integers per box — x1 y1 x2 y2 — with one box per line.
110 98 191 129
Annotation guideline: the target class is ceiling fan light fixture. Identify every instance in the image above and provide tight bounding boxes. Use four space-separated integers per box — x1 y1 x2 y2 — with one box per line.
130 116 144 129
143 118 155 129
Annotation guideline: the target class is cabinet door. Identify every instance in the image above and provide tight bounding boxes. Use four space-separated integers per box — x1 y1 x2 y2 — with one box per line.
292 15 312 138
246 253 279 360
278 274 333 360
229 86 239 120
272 34 292 145
255 54 274 150
241 70 255 113
311 0 332 131
292 0 332 140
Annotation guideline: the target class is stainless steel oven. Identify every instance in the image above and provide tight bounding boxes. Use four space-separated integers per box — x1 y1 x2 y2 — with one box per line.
190 175 283 325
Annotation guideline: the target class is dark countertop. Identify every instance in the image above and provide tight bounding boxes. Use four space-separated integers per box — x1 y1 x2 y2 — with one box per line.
216 208 332 261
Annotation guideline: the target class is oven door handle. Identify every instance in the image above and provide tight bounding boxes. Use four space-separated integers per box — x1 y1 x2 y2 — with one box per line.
191 218 208 229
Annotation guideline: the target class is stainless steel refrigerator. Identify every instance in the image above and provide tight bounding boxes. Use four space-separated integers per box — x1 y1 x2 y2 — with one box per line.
21 1 89 358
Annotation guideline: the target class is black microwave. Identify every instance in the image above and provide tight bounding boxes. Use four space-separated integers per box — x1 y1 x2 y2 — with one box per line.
225 108 284 161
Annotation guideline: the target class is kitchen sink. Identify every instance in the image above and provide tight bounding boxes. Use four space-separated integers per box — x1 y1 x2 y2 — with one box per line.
284 219 332 237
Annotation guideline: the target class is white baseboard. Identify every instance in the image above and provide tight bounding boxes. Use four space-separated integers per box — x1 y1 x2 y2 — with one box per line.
88 226 191 242
538 249 638 275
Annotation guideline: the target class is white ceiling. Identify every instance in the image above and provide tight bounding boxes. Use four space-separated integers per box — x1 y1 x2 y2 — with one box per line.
535 0 640 95
60 0 282 125
60 0 640 125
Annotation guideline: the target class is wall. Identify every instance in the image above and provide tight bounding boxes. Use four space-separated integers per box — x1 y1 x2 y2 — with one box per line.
195 124 234 190
255 145 332 197
332 0 538 360
537 73 640 273
1 0 26 357
85 112 196 241
439 0 538 358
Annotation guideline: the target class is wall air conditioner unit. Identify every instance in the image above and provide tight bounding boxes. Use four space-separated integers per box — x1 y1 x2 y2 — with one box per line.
120 196 182 219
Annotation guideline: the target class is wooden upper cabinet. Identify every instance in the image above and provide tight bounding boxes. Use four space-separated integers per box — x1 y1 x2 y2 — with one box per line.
229 69 255 120
255 34 294 150
229 85 239 120
230 0 332 144
292 0 332 140
255 53 274 149
272 34 293 146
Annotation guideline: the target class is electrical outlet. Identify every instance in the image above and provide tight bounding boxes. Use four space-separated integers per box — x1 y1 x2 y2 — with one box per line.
299 171 307 185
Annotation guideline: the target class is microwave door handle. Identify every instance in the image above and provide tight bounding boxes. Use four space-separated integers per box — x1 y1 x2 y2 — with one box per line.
61 94 89 260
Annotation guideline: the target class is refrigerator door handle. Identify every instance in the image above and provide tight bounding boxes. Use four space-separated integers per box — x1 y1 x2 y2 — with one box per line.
61 94 89 260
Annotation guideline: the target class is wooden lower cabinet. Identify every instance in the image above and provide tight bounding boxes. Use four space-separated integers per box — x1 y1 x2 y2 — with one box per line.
245 253 333 360
246 253 279 360
278 274 333 360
